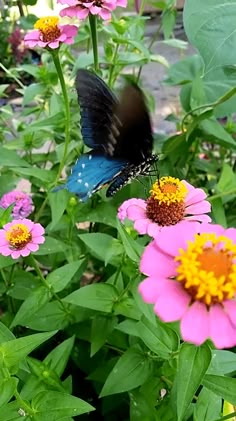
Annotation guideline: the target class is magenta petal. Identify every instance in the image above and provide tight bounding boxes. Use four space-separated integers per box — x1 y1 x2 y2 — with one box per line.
147 223 161 238
155 221 200 257
24 30 40 41
209 305 236 349
224 300 236 327
133 218 149 234
127 204 146 221
98 8 112 19
138 276 173 304
140 241 177 277
154 282 190 322
180 302 209 345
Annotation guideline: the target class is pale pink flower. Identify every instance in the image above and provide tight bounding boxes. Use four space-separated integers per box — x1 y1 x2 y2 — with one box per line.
118 177 211 238
0 190 33 219
58 0 127 20
0 219 45 259
24 16 78 49
139 221 236 349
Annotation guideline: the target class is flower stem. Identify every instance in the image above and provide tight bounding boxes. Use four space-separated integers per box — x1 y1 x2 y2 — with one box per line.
89 14 99 72
51 49 71 184
108 43 119 88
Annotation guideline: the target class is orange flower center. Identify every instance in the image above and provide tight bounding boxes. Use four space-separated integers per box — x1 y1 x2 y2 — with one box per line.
5 223 32 250
34 16 61 43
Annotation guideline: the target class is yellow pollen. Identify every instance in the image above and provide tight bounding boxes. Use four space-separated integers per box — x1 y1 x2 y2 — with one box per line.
175 233 236 306
34 16 61 43
6 223 32 250
150 176 188 205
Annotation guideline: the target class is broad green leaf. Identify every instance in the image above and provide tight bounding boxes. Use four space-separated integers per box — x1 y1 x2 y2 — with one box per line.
46 260 84 292
91 315 117 356
171 342 212 421
8 270 41 300
48 190 70 230
76 201 118 227
0 378 18 408
137 316 179 359
11 286 51 328
0 147 29 168
193 387 222 421
32 391 94 420
64 284 119 313
217 163 236 197
0 400 31 420
79 233 123 265
0 322 15 344
0 331 56 368
14 167 56 183
100 345 154 397
116 222 142 263
23 83 45 105
22 301 69 331
202 374 236 405
23 113 64 133
211 197 227 227
200 120 236 150
33 237 66 255
208 350 236 375
44 336 75 377
0 255 15 270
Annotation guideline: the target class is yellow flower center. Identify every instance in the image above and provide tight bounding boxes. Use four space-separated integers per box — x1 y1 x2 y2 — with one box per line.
146 177 188 226
34 16 61 43
175 233 236 306
5 223 32 250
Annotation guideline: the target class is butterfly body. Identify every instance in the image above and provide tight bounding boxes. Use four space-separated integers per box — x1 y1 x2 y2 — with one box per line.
61 69 157 201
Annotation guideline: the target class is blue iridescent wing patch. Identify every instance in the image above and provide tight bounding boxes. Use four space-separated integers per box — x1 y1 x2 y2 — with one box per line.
66 152 129 201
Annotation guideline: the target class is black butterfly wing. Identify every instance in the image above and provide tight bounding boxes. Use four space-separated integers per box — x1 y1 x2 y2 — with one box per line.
75 69 118 152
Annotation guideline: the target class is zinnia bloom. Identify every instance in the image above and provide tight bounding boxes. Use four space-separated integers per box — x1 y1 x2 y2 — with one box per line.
0 190 33 219
0 219 45 259
58 0 127 21
139 221 236 349
24 16 78 49
118 177 211 238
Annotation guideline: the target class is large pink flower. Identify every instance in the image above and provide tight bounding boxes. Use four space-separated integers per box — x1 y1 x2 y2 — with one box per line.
0 190 33 219
0 219 45 259
24 16 78 49
58 0 127 20
139 221 236 349
118 177 211 238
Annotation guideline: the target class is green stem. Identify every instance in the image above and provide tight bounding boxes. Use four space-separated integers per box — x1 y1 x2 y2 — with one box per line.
0 62 25 89
89 14 99 72
51 49 71 184
29 256 72 318
108 43 119 88
138 0 146 16
14 390 35 416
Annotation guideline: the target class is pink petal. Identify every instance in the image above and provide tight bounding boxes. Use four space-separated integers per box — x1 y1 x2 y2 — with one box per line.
48 41 60 49
147 222 161 238
26 243 39 252
138 276 173 304
20 248 31 257
224 228 236 243
209 305 236 349
11 250 21 259
127 204 146 221
140 241 178 277
185 187 207 206
181 180 195 192
133 218 149 234
76 7 89 18
184 214 212 223
0 233 8 246
37 41 48 48
31 223 45 237
155 221 200 257
24 30 40 41
186 201 211 215
98 8 112 19
198 223 225 236
32 236 45 245
154 282 190 322
180 302 210 345
223 300 236 327
0 246 12 256
60 24 78 36
116 0 127 6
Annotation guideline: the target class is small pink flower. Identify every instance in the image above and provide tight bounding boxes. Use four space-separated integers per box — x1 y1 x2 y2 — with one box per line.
24 16 78 49
139 221 236 349
58 0 127 20
118 177 211 238
0 219 45 259
0 190 33 219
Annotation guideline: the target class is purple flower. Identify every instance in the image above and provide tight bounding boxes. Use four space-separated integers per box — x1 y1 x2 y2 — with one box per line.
58 0 127 21
0 191 34 219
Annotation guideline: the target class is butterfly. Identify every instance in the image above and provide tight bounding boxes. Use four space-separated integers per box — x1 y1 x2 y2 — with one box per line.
61 69 157 201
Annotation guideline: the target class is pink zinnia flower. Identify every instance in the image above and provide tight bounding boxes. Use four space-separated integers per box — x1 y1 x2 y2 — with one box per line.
118 177 211 238
0 190 33 219
58 0 127 21
139 221 236 349
24 16 78 49
0 219 45 259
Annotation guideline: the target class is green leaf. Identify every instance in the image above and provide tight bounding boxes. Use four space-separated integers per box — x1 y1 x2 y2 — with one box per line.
23 113 64 133
116 222 142 263
14 167 56 183
44 336 75 377
79 233 123 265
48 190 70 230
171 342 212 421
46 260 84 293
217 163 236 197
23 83 45 105
11 286 51 328
200 119 236 149
208 350 236 375
22 301 69 331
193 387 222 421
33 237 66 256
100 345 154 397
91 316 117 356
211 197 227 227
0 255 15 270
0 331 57 368
0 377 18 408
202 374 236 405
0 147 29 168
137 316 179 359
32 391 94 420
0 322 15 344
64 284 119 313
8 270 41 300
